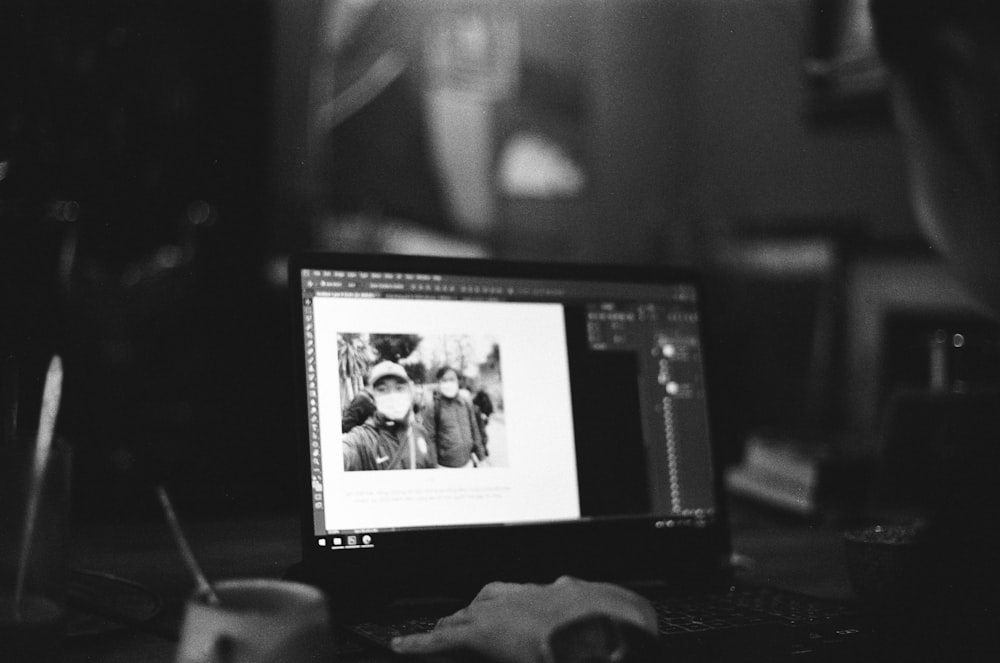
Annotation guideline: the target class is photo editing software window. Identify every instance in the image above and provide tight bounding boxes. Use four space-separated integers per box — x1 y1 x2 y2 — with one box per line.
298 268 716 550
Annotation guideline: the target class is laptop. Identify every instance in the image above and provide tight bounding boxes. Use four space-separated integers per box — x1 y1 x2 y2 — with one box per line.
286 252 868 660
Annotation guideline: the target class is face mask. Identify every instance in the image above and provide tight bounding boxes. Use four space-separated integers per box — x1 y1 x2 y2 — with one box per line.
439 381 460 399
375 392 412 422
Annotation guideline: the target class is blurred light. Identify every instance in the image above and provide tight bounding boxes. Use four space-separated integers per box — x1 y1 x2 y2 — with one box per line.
187 200 214 226
497 132 586 198
154 245 184 270
266 255 290 289
0 160 9 182
723 239 835 276
48 200 81 223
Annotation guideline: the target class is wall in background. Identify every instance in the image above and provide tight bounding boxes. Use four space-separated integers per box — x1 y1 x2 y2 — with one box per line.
1 1 941 518
678 0 913 245
273 1 916 265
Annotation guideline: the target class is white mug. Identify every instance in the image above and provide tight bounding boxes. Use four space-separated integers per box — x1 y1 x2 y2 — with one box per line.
175 579 333 663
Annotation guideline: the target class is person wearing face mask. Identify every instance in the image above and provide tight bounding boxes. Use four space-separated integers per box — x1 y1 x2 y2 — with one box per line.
423 366 488 469
342 360 436 471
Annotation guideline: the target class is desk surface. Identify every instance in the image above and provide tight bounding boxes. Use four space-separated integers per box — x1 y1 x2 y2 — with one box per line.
67 514 303 663
64 506 855 663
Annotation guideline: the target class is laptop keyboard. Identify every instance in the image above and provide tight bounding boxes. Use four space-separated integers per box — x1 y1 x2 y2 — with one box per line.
351 616 443 646
349 586 858 648
651 586 855 633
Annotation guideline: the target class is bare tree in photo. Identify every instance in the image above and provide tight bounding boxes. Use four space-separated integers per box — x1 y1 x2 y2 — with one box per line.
338 333 371 406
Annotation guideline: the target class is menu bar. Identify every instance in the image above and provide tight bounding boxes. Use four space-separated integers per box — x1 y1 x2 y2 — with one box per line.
300 270 697 303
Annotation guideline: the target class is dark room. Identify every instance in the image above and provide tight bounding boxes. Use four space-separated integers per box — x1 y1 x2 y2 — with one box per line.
2 1 999 661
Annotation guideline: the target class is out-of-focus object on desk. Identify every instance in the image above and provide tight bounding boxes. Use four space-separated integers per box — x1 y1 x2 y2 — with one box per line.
65 515 298 663
62 511 858 662
869 315 1000 518
843 521 929 611
66 569 163 637
728 501 855 602
175 579 334 663
725 431 872 520
156 485 221 607
0 358 70 663
64 514 377 663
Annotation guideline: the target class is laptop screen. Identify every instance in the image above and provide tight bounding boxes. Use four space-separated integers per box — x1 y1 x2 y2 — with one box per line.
291 254 722 593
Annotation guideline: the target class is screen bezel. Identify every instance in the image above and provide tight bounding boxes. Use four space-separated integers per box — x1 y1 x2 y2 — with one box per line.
288 252 732 601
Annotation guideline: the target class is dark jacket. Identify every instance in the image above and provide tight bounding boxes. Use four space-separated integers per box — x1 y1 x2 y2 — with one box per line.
342 412 436 471
341 388 376 433
424 391 487 467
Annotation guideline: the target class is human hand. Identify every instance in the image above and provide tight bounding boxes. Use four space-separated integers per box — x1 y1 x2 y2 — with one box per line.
390 576 657 662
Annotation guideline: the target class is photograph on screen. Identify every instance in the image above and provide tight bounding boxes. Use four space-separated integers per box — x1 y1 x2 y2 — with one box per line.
316 297 579 530
338 331 507 472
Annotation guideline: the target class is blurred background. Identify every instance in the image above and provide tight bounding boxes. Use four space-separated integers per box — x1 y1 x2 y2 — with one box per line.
2 0 999 521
